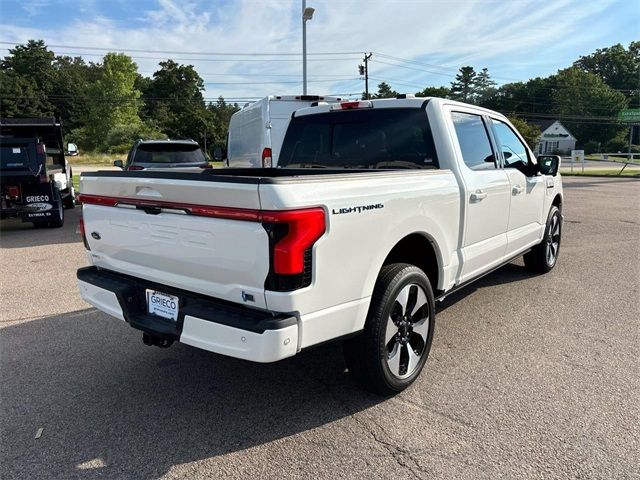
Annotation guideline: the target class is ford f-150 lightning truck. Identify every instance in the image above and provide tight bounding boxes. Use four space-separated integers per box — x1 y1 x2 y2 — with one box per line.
77 97 563 394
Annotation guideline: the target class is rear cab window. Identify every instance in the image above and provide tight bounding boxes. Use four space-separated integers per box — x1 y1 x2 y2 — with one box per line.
0 143 31 169
278 108 438 169
132 143 206 165
450 111 496 171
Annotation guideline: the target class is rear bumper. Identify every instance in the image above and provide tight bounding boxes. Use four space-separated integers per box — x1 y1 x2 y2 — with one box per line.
77 267 298 362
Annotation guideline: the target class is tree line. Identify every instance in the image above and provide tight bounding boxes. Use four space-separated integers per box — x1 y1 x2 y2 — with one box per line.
1 40 638 155
0 40 239 155
371 42 639 153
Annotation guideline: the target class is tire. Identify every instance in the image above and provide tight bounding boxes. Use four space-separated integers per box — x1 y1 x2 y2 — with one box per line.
48 190 65 228
524 206 561 273
63 170 76 209
344 263 436 395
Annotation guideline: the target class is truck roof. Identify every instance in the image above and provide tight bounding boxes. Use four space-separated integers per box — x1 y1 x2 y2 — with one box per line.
240 95 344 110
292 97 510 120
0 117 64 150
136 139 199 145
0 117 59 127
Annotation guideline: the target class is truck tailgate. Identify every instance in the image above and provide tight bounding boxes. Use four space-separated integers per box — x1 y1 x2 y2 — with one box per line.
80 172 270 309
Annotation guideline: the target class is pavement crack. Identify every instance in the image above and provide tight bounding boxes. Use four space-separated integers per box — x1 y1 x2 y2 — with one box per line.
299 362 425 478
392 396 474 429
350 414 425 479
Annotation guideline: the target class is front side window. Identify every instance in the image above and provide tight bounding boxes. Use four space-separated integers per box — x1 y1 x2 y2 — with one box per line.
491 119 530 168
450 112 496 171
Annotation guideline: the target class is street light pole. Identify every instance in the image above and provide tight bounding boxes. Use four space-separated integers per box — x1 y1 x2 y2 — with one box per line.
302 0 307 95
302 1 315 95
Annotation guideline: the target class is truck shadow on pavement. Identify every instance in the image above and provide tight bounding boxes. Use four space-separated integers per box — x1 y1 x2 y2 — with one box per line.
1 309 381 479
0 207 82 248
436 261 539 314
2 261 543 479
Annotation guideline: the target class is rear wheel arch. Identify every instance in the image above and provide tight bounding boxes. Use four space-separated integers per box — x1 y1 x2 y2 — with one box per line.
381 233 441 291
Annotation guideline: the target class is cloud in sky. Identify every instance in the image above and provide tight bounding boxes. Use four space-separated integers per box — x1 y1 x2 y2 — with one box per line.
1 0 637 100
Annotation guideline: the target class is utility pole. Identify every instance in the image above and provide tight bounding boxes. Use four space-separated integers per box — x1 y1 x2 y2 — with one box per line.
359 53 373 99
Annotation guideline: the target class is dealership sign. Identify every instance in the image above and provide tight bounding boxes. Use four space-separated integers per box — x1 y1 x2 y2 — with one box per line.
618 109 640 123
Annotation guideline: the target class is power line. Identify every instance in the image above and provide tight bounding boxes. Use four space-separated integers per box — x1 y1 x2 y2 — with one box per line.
139 72 358 78
0 40 361 57
202 78 358 85
370 58 636 94
367 76 426 89
0 48 359 63
374 52 524 82
374 53 460 74
370 59 459 78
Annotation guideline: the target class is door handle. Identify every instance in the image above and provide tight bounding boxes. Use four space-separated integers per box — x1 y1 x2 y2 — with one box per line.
470 190 487 202
512 185 524 195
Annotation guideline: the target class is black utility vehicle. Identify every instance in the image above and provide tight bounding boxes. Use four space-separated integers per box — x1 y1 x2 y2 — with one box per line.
114 139 210 171
0 117 75 228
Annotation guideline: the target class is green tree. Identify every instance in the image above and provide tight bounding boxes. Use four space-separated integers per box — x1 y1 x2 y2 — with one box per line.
103 123 167 153
450 66 477 102
0 40 55 116
1 40 56 95
371 82 398 99
78 53 143 150
207 97 239 153
415 86 450 98
0 70 51 117
574 42 640 107
483 76 556 114
507 116 541 150
474 68 497 105
552 66 628 144
51 56 100 130
141 60 210 146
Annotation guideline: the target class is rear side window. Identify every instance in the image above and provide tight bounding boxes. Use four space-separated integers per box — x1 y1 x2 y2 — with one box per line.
133 143 205 164
451 112 495 171
278 108 438 169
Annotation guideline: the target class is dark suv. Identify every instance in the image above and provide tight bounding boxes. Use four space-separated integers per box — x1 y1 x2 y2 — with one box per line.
114 139 209 171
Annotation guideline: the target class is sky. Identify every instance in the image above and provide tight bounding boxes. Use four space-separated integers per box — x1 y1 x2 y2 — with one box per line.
0 0 638 102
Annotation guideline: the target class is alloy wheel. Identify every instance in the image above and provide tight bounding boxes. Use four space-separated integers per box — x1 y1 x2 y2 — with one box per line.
547 214 561 265
385 283 430 379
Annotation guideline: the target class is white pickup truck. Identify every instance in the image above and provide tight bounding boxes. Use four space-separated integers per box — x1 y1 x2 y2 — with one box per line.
77 97 563 394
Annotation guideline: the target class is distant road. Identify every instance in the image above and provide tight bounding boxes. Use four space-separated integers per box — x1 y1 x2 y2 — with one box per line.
560 157 639 172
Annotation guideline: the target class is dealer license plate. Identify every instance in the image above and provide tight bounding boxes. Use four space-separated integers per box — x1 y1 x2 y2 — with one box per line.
146 290 179 321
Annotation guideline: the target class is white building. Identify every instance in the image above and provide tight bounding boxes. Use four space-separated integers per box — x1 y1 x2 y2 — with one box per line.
533 120 577 155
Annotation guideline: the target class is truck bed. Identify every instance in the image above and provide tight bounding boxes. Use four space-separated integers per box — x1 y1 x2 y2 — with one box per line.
80 167 458 312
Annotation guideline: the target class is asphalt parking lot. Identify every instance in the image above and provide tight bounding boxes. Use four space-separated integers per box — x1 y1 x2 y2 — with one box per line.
1 176 638 479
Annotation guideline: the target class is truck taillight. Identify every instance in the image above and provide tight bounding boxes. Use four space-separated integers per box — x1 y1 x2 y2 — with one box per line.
79 215 90 250
262 208 325 291
261 148 273 168
5 186 19 199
